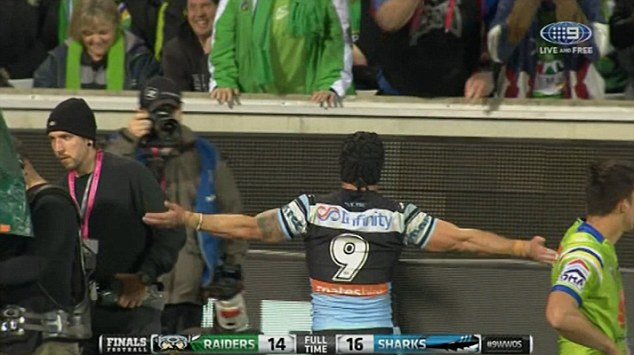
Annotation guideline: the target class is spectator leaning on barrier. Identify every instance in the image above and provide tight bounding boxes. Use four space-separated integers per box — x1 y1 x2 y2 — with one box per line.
372 0 494 99
107 76 249 333
144 131 557 335
46 97 186 355
33 0 160 90
610 0 634 98
487 0 608 99
162 0 220 92
209 0 351 107
0 137 86 355
546 159 633 355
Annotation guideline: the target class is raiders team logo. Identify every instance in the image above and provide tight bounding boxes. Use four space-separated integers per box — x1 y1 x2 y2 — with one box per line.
151 334 201 353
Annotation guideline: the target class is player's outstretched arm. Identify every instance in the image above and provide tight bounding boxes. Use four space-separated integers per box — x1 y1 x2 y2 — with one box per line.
423 220 557 264
143 202 286 243
546 292 620 355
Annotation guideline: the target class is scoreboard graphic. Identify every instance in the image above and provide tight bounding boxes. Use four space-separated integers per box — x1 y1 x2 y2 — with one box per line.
99 334 533 354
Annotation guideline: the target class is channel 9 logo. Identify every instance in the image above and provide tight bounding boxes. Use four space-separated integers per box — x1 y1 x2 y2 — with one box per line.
540 21 593 46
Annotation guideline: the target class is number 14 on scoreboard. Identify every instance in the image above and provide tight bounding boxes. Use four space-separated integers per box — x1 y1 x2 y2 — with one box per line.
260 335 297 353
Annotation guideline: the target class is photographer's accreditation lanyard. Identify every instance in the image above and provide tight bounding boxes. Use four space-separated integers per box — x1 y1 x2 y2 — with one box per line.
68 150 104 240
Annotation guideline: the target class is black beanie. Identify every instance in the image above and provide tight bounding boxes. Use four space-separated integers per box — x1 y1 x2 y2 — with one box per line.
46 98 97 141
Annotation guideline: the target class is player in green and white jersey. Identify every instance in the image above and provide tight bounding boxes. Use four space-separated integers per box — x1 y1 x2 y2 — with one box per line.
547 160 633 355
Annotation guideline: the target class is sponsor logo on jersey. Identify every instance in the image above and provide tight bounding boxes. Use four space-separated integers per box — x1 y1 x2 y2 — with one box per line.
314 204 399 232
311 278 389 296
559 259 590 291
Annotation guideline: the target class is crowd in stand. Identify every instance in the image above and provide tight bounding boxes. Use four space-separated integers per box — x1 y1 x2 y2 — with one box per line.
0 0 633 100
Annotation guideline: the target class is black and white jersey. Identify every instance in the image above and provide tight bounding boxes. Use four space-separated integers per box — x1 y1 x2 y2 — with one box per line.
278 189 437 286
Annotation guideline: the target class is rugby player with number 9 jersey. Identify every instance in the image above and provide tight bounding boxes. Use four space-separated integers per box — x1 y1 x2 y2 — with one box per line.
144 131 558 334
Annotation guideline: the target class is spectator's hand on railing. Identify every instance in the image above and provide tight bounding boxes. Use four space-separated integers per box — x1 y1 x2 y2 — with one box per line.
464 71 494 100
211 87 240 108
128 109 152 138
311 90 341 108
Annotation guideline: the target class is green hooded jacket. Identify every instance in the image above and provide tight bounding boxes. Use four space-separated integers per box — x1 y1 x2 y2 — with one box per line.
210 0 350 96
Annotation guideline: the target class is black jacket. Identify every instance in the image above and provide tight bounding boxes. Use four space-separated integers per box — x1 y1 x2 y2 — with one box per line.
123 0 186 58
0 0 59 79
0 183 81 353
161 22 210 92
59 152 185 286
610 0 634 49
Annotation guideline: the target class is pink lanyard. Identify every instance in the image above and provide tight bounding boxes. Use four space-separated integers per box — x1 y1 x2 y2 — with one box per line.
444 0 456 33
68 150 104 240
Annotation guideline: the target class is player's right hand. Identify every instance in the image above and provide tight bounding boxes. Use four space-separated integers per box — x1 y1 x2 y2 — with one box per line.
143 201 189 229
527 236 558 264
211 87 240 108
128 109 152 138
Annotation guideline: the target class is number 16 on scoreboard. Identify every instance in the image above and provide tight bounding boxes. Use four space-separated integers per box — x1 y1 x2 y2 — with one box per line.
335 334 532 354
336 335 375 353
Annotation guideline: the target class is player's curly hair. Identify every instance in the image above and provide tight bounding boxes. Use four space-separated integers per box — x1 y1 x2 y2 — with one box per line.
587 159 634 216
339 131 384 188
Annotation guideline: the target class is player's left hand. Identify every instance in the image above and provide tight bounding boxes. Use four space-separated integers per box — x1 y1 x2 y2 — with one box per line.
527 236 558 264
311 90 341 108
143 201 189 229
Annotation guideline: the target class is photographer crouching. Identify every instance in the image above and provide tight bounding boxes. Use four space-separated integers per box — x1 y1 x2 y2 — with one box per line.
107 77 249 334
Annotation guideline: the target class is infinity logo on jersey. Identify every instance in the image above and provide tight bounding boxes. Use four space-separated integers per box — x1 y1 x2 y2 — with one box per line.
315 205 395 231
317 206 341 221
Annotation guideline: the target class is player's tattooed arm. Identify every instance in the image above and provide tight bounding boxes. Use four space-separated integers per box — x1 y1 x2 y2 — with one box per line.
255 209 286 243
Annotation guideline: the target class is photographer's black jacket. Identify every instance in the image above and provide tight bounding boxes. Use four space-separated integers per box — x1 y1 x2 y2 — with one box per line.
60 152 185 286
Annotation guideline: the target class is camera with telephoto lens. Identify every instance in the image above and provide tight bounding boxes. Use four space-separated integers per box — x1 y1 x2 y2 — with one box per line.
139 77 183 148
141 105 182 148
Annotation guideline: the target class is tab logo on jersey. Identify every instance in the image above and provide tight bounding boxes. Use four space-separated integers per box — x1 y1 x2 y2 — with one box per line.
313 204 401 232
559 259 590 291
